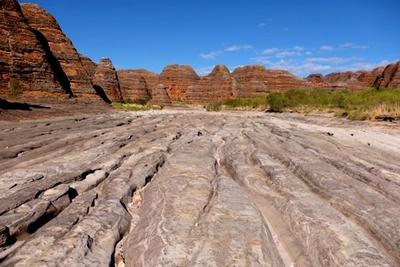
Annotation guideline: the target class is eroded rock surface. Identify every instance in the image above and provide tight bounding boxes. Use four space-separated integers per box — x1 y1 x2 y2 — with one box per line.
187 64 236 101
159 64 200 101
117 70 150 102
93 58 123 102
20 3 95 96
0 110 399 266
0 0 63 99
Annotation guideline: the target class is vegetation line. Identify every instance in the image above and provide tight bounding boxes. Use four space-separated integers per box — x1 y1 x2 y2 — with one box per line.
206 88 400 121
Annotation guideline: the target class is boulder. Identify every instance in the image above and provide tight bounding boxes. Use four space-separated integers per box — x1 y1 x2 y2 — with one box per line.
117 70 150 102
0 0 64 100
92 58 123 102
159 64 199 101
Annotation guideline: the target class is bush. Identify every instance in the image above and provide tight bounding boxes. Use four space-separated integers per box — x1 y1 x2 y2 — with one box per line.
266 93 288 112
112 102 162 111
205 102 222 111
8 80 23 99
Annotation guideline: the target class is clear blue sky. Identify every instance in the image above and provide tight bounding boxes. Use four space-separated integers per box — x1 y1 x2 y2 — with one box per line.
20 0 400 77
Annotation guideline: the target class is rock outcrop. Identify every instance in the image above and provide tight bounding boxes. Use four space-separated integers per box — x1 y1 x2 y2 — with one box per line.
306 74 331 88
21 3 95 96
79 54 97 80
159 65 199 101
150 84 172 105
117 70 150 102
92 58 123 102
231 65 269 98
131 69 159 93
0 0 64 99
373 62 400 89
187 64 236 101
263 69 309 92
232 65 308 97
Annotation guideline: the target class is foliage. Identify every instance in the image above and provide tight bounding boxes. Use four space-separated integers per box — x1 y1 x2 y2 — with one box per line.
112 102 162 112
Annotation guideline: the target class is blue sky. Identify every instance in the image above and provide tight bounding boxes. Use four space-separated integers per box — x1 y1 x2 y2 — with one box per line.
20 0 400 77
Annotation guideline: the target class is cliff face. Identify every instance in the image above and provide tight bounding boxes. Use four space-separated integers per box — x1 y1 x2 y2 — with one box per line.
187 65 236 101
232 65 309 98
92 58 123 102
159 65 200 101
117 70 150 102
20 3 95 96
0 0 63 99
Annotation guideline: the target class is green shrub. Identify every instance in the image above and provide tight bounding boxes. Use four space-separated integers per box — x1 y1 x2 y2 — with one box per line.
205 102 222 111
112 102 162 111
266 93 288 112
8 80 23 99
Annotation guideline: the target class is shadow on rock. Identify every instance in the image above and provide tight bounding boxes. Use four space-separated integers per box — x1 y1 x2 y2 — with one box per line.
0 98 50 111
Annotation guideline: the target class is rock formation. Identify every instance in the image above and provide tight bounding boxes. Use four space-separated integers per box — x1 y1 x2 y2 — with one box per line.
21 3 95 96
0 0 63 99
117 70 150 102
79 54 97 80
231 65 269 98
263 69 309 92
187 64 236 101
232 65 308 97
93 58 123 102
159 64 200 101
306 73 331 88
373 61 400 89
150 84 172 105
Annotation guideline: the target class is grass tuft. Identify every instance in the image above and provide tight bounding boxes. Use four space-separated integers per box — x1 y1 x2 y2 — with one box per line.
112 102 162 112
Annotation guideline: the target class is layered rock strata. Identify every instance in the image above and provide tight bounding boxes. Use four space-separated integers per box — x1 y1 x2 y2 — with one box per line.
187 64 236 101
0 0 63 99
21 3 95 96
117 70 150 102
159 64 200 101
92 58 123 102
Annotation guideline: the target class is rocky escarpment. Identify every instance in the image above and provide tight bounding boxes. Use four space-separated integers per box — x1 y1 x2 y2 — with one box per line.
117 70 150 102
20 3 97 97
318 65 393 90
373 61 400 89
92 58 123 103
232 65 309 98
187 64 236 101
79 54 97 80
159 64 200 101
306 73 331 88
0 0 64 99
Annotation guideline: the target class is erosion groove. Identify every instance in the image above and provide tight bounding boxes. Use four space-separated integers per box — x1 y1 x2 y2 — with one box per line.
0 110 399 266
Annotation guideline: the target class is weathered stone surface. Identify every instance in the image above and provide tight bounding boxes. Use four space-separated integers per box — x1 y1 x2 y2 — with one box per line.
187 64 236 101
0 110 400 266
232 65 308 97
20 3 95 96
79 54 97 80
0 0 63 99
131 69 159 92
150 83 171 105
92 58 123 102
263 69 309 92
306 73 331 88
374 62 400 88
117 70 150 102
159 64 200 101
